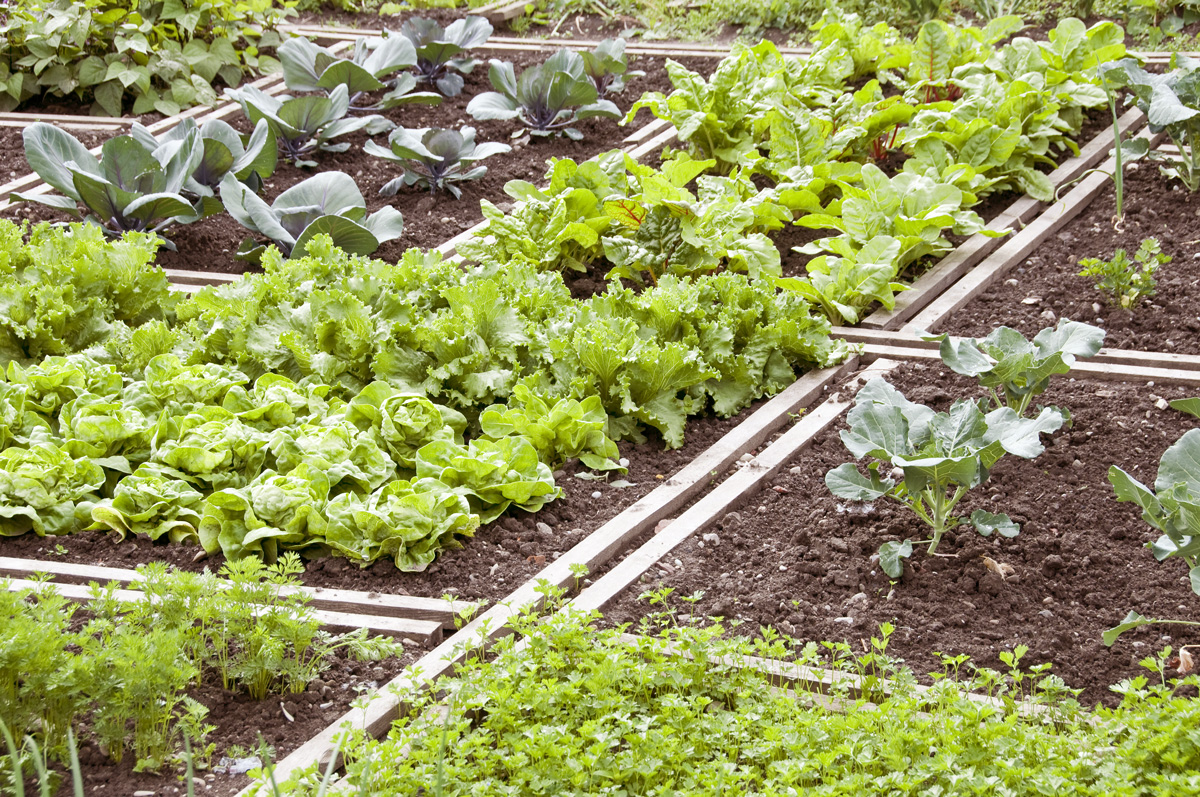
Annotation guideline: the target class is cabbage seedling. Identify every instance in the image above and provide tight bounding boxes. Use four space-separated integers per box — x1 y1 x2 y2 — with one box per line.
467 49 621 140
825 378 1064 577
399 16 493 97
219 171 405 262
364 126 511 198
13 123 206 243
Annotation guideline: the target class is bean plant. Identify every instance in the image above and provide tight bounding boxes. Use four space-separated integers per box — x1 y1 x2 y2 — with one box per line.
826 378 1063 577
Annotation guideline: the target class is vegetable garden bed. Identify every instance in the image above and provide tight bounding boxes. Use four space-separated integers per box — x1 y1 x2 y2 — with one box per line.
603 359 1200 706
938 163 1200 355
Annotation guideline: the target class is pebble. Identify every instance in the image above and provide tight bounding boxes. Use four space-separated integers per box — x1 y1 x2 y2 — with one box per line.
1072 459 1083 469
757 505 767 513
1092 302 1102 313
552 469 566 480
536 521 553 535
739 453 754 463
1021 296 1041 305
1040 309 1056 322
1039 609 1055 619
619 457 630 467
1155 398 1170 410
591 491 602 499
1004 278 1019 286
134 792 157 796
833 617 855 625
702 532 721 546
1095 389 1116 398
790 466 803 475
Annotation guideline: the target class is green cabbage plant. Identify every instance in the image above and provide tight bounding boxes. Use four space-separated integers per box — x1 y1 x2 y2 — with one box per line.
278 33 441 112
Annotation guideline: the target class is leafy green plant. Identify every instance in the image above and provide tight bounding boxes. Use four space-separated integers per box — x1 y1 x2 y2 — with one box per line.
277 33 441 112
89 468 204 543
219 171 405 262
398 15 492 97
921 320 1106 419
902 0 943 23
1078 238 1168 310
1109 428 1200 596
227 84 392 168
415 436 561 523
467 50 622 139
478 384 622 472
12 123 208 243
1102 54 1200 191
0 0 292 116
580 37 643 95
363 127 510 198
0 441 105 536
825 378 1063 577
131 117 278 207
0 221 179 366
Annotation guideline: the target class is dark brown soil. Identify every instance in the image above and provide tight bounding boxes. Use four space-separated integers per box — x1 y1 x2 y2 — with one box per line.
64 645 422 797
939 165 1200 354
0 400 764 603
605 360 1200 706
0 50 706 273
1 128 118 187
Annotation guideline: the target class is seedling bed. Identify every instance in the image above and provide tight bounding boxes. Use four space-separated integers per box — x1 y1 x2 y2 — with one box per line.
603 360 1200 706
0 49 698 274
934 165 1200 356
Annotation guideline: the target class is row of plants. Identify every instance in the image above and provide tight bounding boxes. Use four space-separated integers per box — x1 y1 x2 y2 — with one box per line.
1 555 402 779
459 13 1129 326
11 21 643 262
0 220 846 568
260 592 1200 795
0 0 295 116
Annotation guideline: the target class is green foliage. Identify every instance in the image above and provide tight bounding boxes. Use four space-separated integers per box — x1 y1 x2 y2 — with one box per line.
1102 54 1200 191
12 123 210 241
399 15 492 97
277 32 442 112
267 607 1200 796
580 37 643 96
479 384 622 472
826 377 1063 576
227 84 393 168
219 171 405 262
0 0 293 116
468 50 622 140
1109 428 1200 596
0 557 401 774
0 221 179 367
131 117 278 202
923 319 1106 418
1078 237 1169 309
364 126 510 198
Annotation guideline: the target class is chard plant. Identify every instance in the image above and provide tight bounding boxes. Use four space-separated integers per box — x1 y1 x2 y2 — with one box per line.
227 84 393 168
1106 428 1200 647
399 16 493 97
1103 54 1200 192
12 123 209 243
278 33 442 113
922 320 1106 420
219 171 405 262
1078 237 1168 310
826 378 1064 578
467 50 622 140
363 127 511 198
580 38 644 95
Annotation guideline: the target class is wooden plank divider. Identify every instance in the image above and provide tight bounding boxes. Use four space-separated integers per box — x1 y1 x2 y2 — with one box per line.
565 358 895 616
834 326 1200 374
0 111 134 126
856 342 1200 386
859 108 1146 330
231 357 861 792
903 126 1169 335
0 556 473 629
4 577 444 644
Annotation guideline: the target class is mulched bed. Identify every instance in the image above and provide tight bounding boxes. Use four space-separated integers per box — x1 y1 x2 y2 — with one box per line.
604 360 1200 706
936 161 1200 355
1 400 765 604
67 644 424 797
0 50 707 273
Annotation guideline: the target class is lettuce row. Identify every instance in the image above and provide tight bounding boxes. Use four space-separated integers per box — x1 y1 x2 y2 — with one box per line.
0 352 579 571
